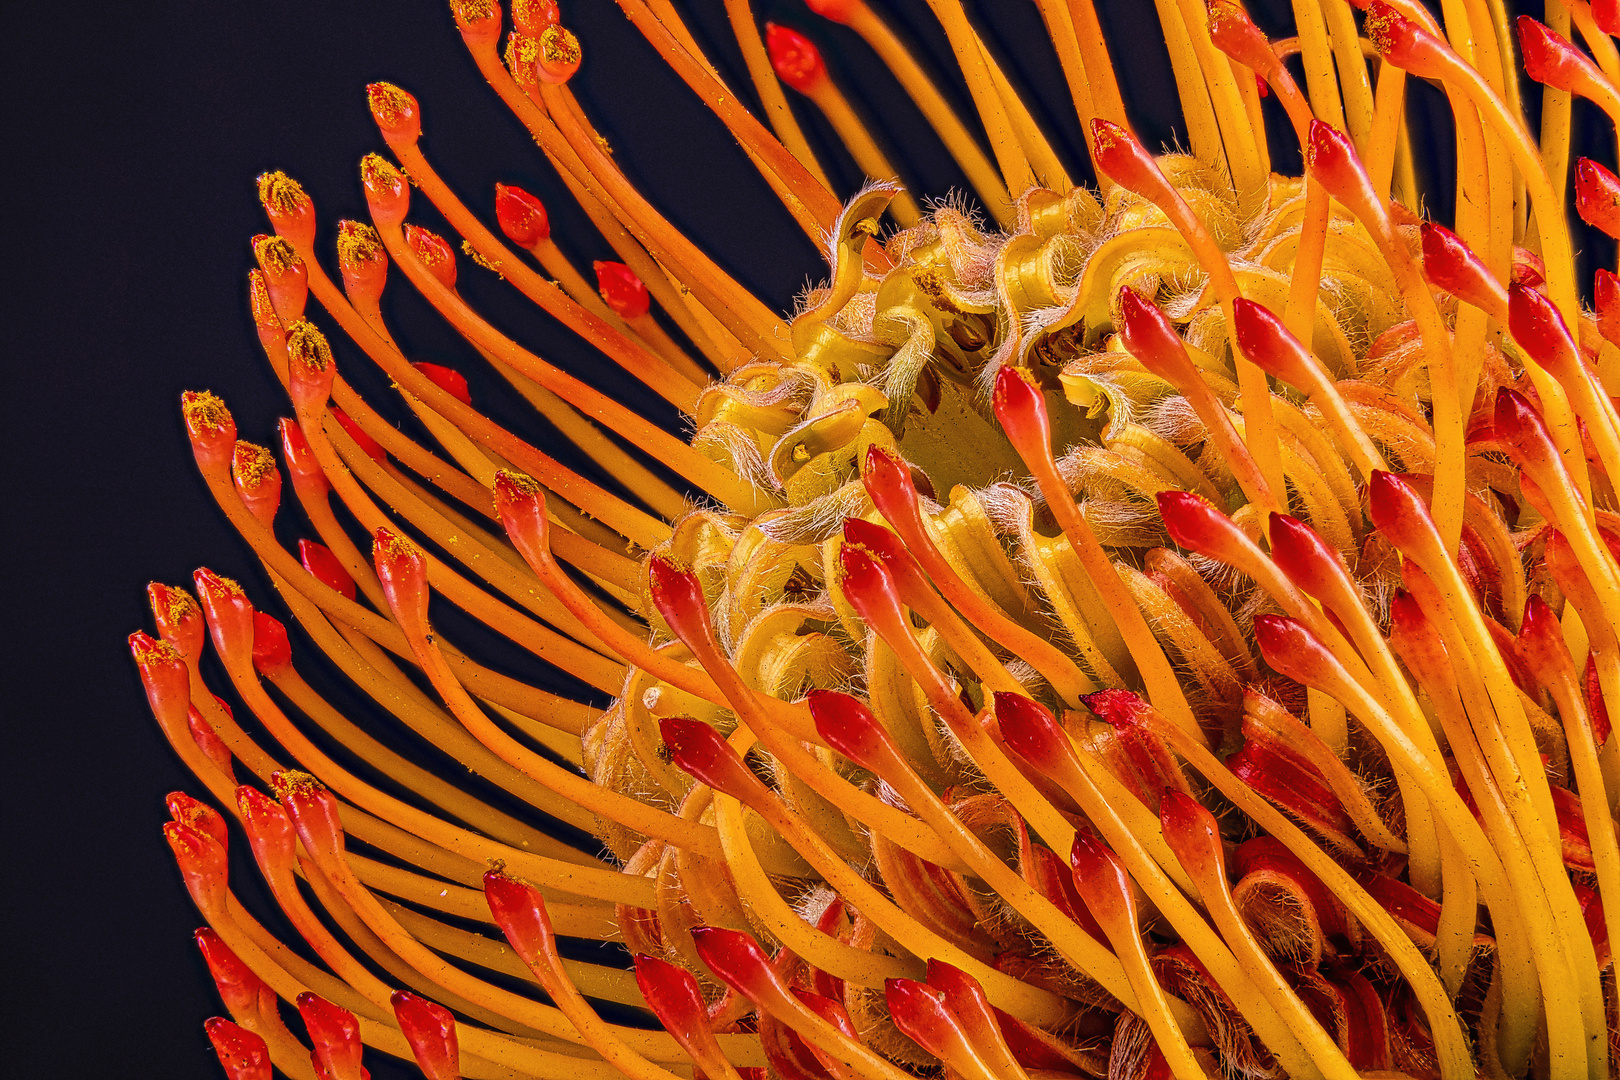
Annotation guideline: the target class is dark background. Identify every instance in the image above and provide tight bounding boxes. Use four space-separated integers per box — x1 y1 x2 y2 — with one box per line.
3 1 1596 1076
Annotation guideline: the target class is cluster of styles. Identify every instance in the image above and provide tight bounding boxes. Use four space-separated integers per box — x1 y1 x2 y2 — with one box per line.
134 0 1620 1078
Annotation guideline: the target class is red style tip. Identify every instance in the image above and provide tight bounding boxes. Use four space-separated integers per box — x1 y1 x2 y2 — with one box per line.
252 234 309 323
1596 270 1620 346
372 527 429 628
1206 2 1275 72
658 716 762 800
1230 297 1316 389
1597 0 1620 36
360 154 410 229
805 688 900 771
404 225 458 291
148 582 205 660
1089 118 1161 195
991 364 1052 459
885 978 967 1060
689 925 775 998
192 567 255 665
130 630 190 721
274 770 346 861
188 706 235 781
1068 831 1130 905
494 183 550 248
450 0 501 43
298 540 357 601
232 442 283 527
1304 120 1377 208
366 82 421 143
284 321 336 413
331 408 383 463
196 928 268 1018
182 391 237 472
1079 687 1152 729
1575 158 1620 239
633 954 710 1045
164 819 229 914
535 25 582 84
1518 594 1574 676
335 221 388 307
1492 387 1564 483
992 692 1068 771
278 417 328 496
256 171 317 248
593 260 650 319
1267 512 1345 599
1155 490 1229 556
647 555 716 655
237 784 297 875
1419 222 1504 315
484 870 557 972
512 0 562 35
492 470 550 567
1507 281 1580 378
1117 287 1198 384
391 991 459 1080
205 1018 272 1080
251 611 292 677
296 993 367 1080
1365 470 1436 551
1157 789 1222 867
413 362 472 406
1252 613 1334 686
765 23 828 94
1364 3 1442 78
167 791 229 851
1517 16 1588 93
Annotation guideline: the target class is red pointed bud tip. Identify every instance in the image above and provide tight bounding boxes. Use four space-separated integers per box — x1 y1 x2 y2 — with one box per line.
1080 687 1153 730
494 183 550 248
404 225 458 291
593 260 650 319
1365 470 1438 555
278 417 328 496
862 443 921 520
1230 297 1317 389
659 716 762 800
148 582 205 660
130 630 191 720
1206 1 1275 75
991 363 1053 463
297 540 357 602
837 541 908 630
633 954 710 1043
251 234 309 323
1518 593 1575 679
491 470 550 562
804 0 859 26
1155 490 1242 562
689 925 777 1001
842 516 916 576
1585 653 1614 746
193 567 255 664
923 961 1001 1041
1596 270 1620 346
360 153 410 229
647 555 714 651
1304 119 1377 209
885 978 968 1059
167 791 228 851
449 0 502 44
1267 513 1345 599
806 688 901 772
1419 222 1504 315
330 408 384 464
1518 16 1589 93
1068 831 1132 920
284 320 336 413
1117 287 1197 384
535 24 582 84
182 390 237 473
413 362 472 406
1575 158 1620 239
1492 388 1562 477
1364 2 1445 79
205 1018 272 1080
1157 789 1222 870
296 993 366 1080
765 23 828 94
484 870 557 972
253 271 290 348
511 0 561 35
237 784 297 874
372 528 429 629
232 442 282 528
251 611 292 678
256 171 316 248
273 770 346 861
335 220 388 307
1089 118 1163 197
188 707 235 780
196 929 267 1018
391 991 459 1080
1507 281 1581 379
1252 613 1335 687
366 81 420 143
164 819 229 914
1598 0 1620 36
993 692 1070 772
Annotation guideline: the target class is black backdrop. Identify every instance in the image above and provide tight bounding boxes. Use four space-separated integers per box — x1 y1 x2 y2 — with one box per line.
4 1 1599 1077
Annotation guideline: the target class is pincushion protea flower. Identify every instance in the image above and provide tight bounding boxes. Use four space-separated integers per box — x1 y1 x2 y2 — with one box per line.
133 0 1620 1076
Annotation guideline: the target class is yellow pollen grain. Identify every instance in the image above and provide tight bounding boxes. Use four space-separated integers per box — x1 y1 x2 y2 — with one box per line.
134 636 186 665
461 240 503 276
412 230 449 265
375 529 423 561
255 170 309 215
182 390 232 434
367 82 413 126
271 769 324 801
450 0 496 22
252 234 301 274
506 33 540 70
285 321 333 373
540 25 581 67
233 442 278 489
161 588 197 627
360 153 406 189
1363 8 1400 52
336 221 384 267
212 573 247 598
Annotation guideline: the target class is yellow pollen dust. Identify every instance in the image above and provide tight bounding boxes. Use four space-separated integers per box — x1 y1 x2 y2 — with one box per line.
159 587 197 627
233 442 278 489
506 33 540 70
462 240 502 275
271 770 324 801
367 82 414 126
255 170 309 216
360 153 406 189
336 221 384 267
285 321 333 373
540 25 580 67
450 0 497 22
1364 8 1402 50
496 469 544 500
181 390 232 434
412 230 449 264
375 529 423 561
252 234 301 275
133 636 185 665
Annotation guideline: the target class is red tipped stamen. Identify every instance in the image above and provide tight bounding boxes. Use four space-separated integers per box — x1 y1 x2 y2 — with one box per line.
232 442 282 528
593 261 650 319
204 1017 272 1080
1508 282 1583 384
404 224 458 291
1419 222 1508 320
167 791 228 851
766 23 829 94
196 928 272 1025
148 582 205 661
297 540 357 600
659 715 769 802
1576 158 1620 239
295 993 368 1080
391 991 459 1080
494 183 550 249
252 234 309 323
412 362 472 406
164 819 229 916
366 81 421 143
251 611 291 678
535 24 582 85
